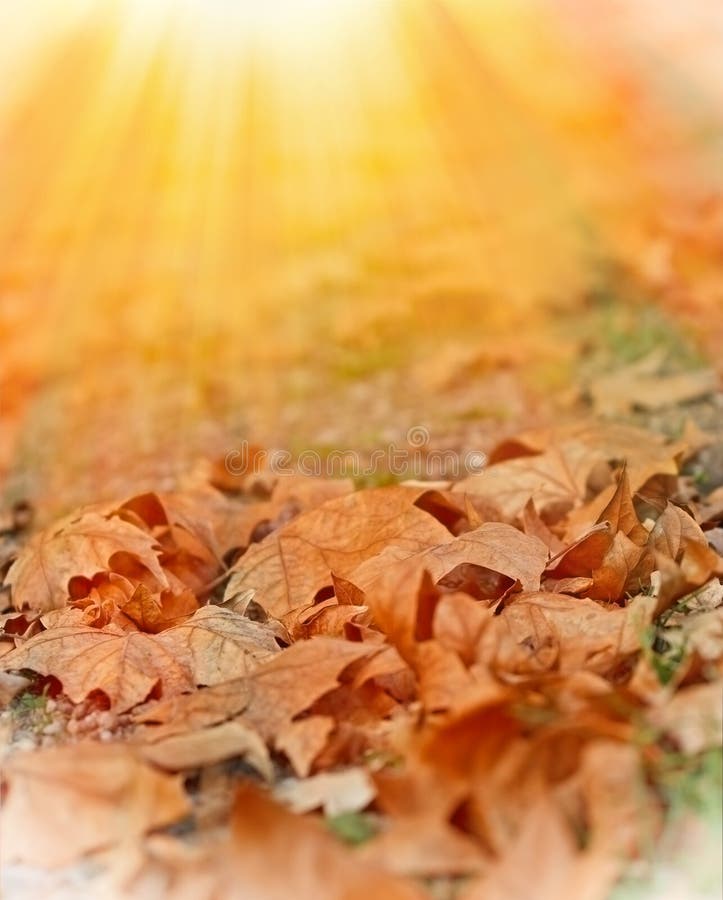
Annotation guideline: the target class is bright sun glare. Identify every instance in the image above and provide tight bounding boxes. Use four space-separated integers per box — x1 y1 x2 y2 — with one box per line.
133 0 378 56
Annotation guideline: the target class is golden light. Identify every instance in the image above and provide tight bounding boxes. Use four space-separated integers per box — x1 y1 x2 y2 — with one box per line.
3 0 719 515
124 0 383 59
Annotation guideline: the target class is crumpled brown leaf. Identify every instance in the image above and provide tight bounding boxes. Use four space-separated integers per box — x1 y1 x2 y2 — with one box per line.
6 510 167 612
243 636 381 742
274 714 336 776
132 635 380 773
459 422 681 521
155 605 280 684
587 353 716 417
481 592 656 677
1 624 195 711
546 469 657 603
650 503 722 587
458 796 619 900
648 681 723 754
0 742 190 866
455 438 599 520
351 522 549 596
133 677 252 734
125 784 425 900
224 486 453 615
139 719 272 780
1 606 279 711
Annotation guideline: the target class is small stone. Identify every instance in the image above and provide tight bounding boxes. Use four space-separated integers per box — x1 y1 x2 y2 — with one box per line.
99 729 113 742
42 720 63 736
97 711 117 731
76 713 97 732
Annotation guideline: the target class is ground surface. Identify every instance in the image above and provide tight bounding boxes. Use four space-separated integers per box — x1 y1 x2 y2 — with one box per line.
2 0 723 520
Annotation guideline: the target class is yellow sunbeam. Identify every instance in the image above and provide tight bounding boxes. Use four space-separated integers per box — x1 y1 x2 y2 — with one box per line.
122 0 385 60
1 0 720 516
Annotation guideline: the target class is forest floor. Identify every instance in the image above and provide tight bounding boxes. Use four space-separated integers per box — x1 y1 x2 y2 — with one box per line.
1 281 722 899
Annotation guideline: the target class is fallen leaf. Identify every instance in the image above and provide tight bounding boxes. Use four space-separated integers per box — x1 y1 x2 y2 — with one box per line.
437 523 549 591
459 797 617 900
6 510 167 612
454 439 598 520
349 644 413 697
349 524 549 656
1 625 194 712
202 476 355 559
433 592 493 666
360 762 486 877
139 719 272 780
155 605 280 684
547 470 656 602
119 491 221 552
126 784 424 900
545 524 613 581
281 597 369 642
65 572 138 629
223 487 453 615
650 503 722 587
588 356 716 417
0 742 190 866
577 740 659 859
588 531 651 603
275 715 336 776
414 638 476 711
244 637 380 742
519 499 565 552
596 466 648 546
346 564 439 661
134 679 251 734
120 583 198 633
480 592 656 676
648 681 723 754
2 606 279 711
472 423 680 519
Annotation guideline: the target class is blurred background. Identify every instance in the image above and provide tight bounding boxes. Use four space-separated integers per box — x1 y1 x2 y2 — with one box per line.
1 0 722 518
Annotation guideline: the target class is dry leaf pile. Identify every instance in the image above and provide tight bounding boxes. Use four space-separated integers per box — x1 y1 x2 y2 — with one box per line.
1 422 722 898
